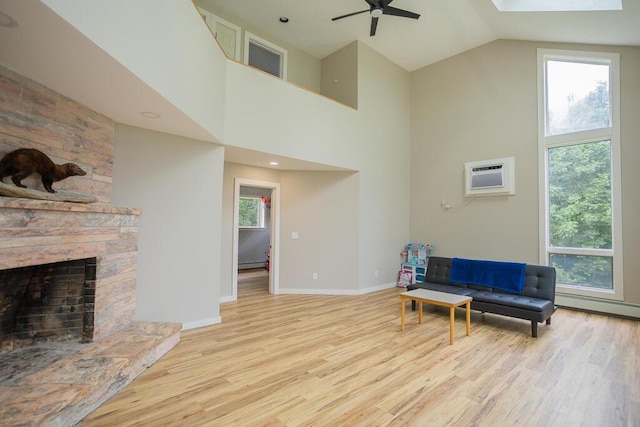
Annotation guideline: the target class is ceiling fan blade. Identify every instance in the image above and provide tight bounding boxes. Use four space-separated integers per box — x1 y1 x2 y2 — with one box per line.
370 17 379 36
383 6 420 19
332 9 369 21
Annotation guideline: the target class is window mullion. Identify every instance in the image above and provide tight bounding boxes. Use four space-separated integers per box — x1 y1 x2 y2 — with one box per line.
549 247 613 257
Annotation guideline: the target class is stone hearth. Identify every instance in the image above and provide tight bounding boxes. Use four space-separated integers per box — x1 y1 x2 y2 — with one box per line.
0 198 181 425
0 321 181 426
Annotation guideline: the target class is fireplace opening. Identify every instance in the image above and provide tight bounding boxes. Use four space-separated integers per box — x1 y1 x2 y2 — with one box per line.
0 258 96 353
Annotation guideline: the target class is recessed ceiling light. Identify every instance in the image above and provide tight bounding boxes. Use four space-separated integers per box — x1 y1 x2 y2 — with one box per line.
279 16 289 23
140 111 160 119
0 11 19 28
269 161 279 166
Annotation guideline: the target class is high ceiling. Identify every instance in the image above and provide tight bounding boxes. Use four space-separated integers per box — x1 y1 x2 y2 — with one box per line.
199 0 640 71
1 1 639 171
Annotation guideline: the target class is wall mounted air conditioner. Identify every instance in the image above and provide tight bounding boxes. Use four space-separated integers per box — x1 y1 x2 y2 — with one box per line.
464 156 515 197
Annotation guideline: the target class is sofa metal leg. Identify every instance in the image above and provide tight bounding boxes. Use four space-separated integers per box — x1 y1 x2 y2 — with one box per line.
531 321 538 338
546 318 551 325
411 301 416 311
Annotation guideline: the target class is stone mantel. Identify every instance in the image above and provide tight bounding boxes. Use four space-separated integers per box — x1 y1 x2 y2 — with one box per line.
0 196 141 216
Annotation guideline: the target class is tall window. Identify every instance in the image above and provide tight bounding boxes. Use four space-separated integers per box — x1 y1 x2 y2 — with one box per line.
538 49 623 300
239 196 265 229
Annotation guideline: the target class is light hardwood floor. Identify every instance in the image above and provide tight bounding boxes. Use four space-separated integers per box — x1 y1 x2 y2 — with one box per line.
81 272 639 426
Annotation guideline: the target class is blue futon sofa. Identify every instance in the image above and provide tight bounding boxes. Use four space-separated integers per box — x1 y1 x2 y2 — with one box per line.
407 256 557 337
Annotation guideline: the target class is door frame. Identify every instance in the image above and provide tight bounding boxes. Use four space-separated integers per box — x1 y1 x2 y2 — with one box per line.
232 178 280 298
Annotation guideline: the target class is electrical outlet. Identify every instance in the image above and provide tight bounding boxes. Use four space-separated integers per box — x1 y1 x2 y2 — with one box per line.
374 270 379 278
312 272 318 280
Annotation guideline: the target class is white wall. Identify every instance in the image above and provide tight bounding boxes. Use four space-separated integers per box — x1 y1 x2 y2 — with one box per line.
321 42 358 108
279 171 360 294
410 39 640 305
410 40 538 263
355 43 412 290
113 124 225 328
42 0 228 141
223 60 361 169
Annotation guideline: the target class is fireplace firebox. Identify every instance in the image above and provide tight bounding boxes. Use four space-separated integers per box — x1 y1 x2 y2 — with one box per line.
0 258 97 353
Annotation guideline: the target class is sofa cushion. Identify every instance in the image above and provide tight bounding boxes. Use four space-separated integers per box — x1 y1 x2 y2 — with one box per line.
471 291 553 312
408 282 476 296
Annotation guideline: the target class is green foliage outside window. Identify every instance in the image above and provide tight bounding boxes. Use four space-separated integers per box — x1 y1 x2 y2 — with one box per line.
239 197 262 227
549 141 612 250
547 78 613 289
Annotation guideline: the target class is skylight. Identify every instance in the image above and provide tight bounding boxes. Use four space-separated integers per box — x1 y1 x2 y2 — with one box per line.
491 0 622 12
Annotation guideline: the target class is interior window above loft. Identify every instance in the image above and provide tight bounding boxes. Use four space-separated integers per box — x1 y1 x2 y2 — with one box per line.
198 8 241 60
244 31 288 80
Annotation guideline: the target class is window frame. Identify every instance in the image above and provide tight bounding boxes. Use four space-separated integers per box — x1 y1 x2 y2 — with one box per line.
238 196 266 229
537 48 623 301
243 31 288 80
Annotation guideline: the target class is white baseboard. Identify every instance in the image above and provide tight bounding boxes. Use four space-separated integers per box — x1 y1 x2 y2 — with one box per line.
359 282 398 294
556 293 640 319
278 282 396 296
219 295 236 303
181 316 222 331
238 263 267 270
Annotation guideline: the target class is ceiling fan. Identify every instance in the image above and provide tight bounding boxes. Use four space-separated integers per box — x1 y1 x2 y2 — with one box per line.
331 0 420 37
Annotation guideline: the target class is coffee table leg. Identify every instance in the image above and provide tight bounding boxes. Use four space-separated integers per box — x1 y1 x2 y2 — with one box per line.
466 301 471 336
418 301 423 324
449 306 455 345
401 296 405 331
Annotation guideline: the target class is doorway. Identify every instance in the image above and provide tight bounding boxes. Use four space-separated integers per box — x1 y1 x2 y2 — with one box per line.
232 178 280 299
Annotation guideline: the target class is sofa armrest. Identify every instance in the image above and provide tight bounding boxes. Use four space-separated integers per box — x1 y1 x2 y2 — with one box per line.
522 264 556 303
424 257 454 285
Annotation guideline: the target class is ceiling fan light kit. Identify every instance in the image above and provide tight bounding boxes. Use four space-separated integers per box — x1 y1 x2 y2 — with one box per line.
331 0 420 37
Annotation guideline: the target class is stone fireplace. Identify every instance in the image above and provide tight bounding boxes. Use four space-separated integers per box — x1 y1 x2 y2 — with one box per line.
0 66 181 424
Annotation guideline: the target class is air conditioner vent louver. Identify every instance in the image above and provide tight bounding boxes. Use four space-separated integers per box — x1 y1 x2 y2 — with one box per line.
465 157 515 197
471 164 504 189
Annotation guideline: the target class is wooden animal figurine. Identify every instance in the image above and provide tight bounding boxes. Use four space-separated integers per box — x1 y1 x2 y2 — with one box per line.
0 148 87 193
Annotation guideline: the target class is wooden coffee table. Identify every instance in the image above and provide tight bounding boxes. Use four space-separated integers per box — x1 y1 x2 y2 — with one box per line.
400 289 472 344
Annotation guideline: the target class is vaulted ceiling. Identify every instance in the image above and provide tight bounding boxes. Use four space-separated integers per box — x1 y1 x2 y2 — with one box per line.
199 0 640 71
1 1 639 171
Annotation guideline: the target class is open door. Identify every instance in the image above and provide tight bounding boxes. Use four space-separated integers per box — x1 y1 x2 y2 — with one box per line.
232 178 280 299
